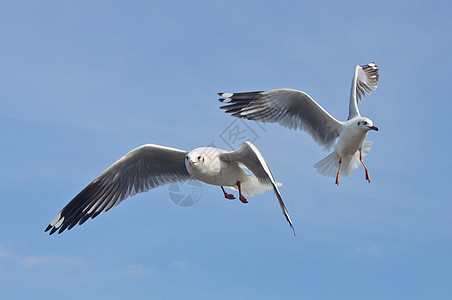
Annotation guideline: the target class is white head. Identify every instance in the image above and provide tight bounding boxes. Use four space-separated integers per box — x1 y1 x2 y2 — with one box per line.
356 117 379 132
185 150 206 170
185 147 220 172
185 147 224 183
185 147 225 179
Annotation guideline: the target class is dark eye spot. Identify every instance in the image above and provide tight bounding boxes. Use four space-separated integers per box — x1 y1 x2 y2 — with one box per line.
357 122 360 126
186 156 188 161
363 121 368 125
197 156 201 161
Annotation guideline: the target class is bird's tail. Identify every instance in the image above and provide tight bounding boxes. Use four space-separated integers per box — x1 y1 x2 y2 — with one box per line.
314 141 373 177
313 151 340 177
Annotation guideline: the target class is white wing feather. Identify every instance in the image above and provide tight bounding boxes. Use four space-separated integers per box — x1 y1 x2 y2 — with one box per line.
348 62 380 120
46 144 193 235
220 141 295 235
219 89 343 150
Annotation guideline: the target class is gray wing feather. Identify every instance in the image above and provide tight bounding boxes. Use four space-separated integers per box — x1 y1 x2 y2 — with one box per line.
45 144 193 235
348 62 380 120
220 141 295 235
219 89 343 150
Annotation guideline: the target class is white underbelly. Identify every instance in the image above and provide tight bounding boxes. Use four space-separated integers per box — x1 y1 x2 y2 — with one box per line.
335 133 367 156
188 162 247 187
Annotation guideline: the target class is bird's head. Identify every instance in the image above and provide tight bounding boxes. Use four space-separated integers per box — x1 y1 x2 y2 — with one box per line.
185 150 207 170
357 117 379 132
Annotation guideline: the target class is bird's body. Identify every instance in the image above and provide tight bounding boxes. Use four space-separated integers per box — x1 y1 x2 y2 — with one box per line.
336 118 371 159
219 62 380 184
314 118 374 180
185 147 273 196
45 142 294 235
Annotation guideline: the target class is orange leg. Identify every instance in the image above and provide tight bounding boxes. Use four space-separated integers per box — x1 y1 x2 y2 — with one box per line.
236 181 248 203
335 157 342 185
221 186 235 200
360 150 371 182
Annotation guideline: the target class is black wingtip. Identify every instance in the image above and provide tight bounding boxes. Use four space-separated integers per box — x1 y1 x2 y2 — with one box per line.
45 224 52 232
285 215 296 237
49 227 58 235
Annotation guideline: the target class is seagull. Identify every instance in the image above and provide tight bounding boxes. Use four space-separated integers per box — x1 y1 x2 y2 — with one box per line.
218 62 380 184
45 141 295 235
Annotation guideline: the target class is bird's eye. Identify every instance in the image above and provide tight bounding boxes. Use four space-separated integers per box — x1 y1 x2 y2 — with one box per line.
363 121 368 125
197 156 201 161
186 156 188 161
357 122 360 126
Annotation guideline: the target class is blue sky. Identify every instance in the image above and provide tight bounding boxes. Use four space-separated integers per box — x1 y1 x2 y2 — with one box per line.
1 0 451 299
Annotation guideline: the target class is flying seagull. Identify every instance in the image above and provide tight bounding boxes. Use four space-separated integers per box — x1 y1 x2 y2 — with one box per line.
45 141 295 235
218 62 380 184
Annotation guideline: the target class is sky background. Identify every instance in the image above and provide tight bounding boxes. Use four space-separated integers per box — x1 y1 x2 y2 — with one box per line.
1 0 451 299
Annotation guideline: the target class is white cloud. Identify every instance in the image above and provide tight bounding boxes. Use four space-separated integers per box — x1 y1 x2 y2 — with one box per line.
171 260 187 269
0 241 84 268
0 241 18 260
20 254 84 267
0 249 16 259
353 243 381 254
116 264 153 278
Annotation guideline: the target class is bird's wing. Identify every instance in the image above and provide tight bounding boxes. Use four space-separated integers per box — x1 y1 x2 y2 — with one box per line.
219 89 343 150
348 62 380 120
45 144 193 235
220 141 295 235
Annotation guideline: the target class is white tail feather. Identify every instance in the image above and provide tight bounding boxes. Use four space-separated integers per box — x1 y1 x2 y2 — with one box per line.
314 141 373 177
314 152 340 177
361 140 373 157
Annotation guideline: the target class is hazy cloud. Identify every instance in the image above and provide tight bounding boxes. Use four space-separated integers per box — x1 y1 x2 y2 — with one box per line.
171 260 187 269
20 254 84 267
353 243 381 254
116 264 153 278
0 241 84 267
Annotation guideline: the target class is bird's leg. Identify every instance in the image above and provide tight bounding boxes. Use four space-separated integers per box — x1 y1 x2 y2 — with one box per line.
335 157 342 185
221 186 235 200
360 150 371 183
236 181 248 203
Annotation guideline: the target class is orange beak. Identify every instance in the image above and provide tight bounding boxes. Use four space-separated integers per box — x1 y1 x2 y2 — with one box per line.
368 125 379 131
189 160 195 166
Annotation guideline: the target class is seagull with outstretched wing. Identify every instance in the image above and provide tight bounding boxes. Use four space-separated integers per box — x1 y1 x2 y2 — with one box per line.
45 142 295 235
219 62 380 184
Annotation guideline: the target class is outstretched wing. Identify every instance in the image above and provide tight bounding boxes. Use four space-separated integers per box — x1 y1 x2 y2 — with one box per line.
45 144 193 235
220 141 295 235
348 62 380 120
219 89 343 150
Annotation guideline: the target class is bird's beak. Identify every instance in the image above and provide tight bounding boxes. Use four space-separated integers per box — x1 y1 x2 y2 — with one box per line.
368 125 379 131
189 160 195 166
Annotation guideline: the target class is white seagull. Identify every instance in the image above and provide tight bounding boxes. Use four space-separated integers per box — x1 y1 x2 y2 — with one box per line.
218 62 380 184
45 141 295 235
